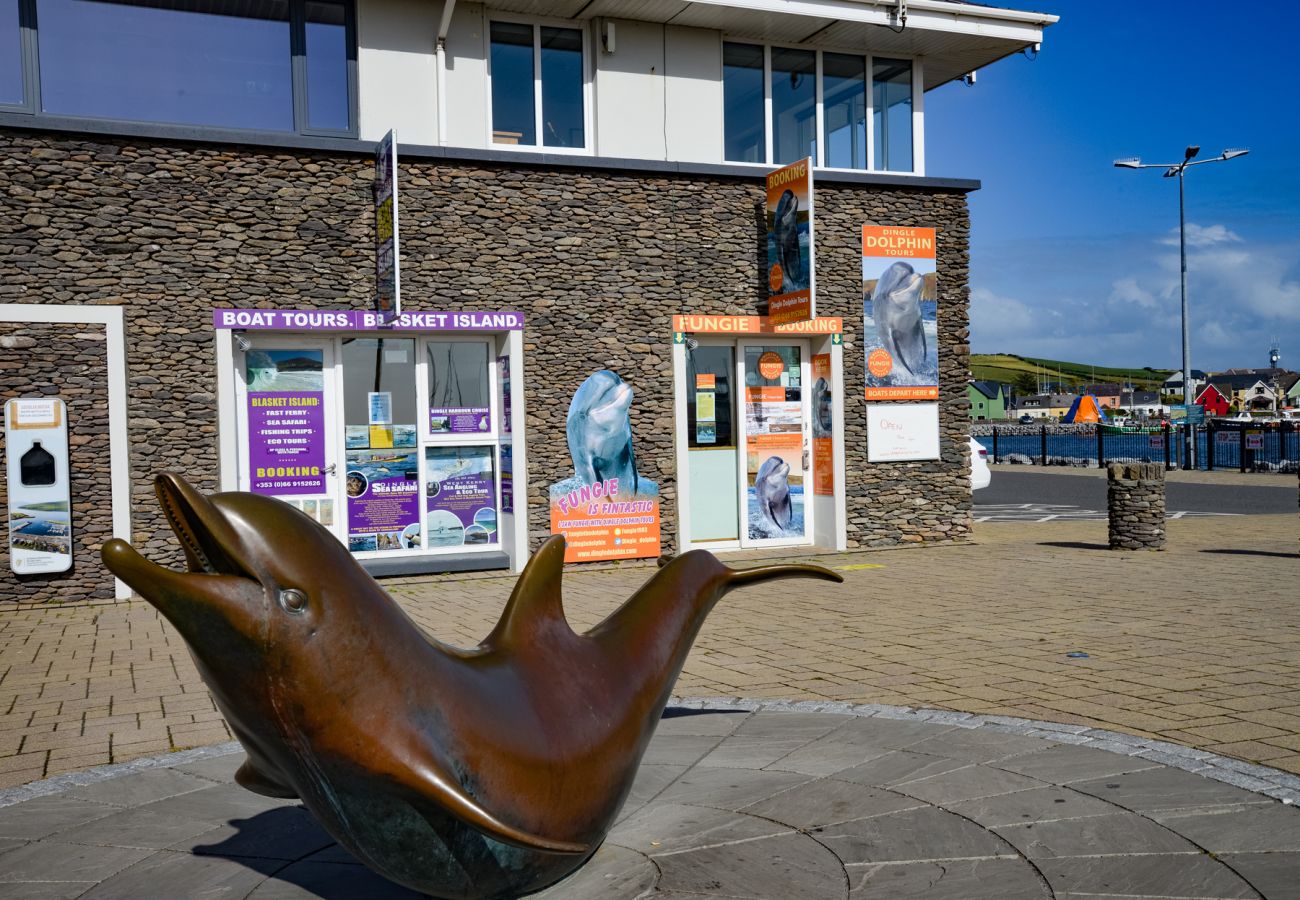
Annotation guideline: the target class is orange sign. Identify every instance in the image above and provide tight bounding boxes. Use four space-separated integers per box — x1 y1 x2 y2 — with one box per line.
757 351 785 381
673 315 841 335
766 158 815 325
695 373 716 389
812 353 833 495
867 349 893 378
550 480 660 563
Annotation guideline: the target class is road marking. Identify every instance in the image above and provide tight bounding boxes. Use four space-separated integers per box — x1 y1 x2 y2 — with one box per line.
836 563 885 571
974 504 1242 523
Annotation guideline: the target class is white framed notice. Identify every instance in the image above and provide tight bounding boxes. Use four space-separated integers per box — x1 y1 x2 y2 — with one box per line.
866 403 940 462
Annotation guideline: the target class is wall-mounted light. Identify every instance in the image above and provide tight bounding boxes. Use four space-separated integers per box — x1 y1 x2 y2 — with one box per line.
599 18 615 54
234 332 252 352
962 70 977 87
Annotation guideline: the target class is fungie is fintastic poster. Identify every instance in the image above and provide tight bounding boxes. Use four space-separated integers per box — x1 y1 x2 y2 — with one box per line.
862 226 939 400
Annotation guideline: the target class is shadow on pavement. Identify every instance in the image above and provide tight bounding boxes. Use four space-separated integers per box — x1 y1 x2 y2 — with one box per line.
1201 548 1300 559
1037 541 1110 551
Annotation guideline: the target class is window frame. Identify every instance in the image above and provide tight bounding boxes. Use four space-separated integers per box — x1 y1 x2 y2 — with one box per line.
720 36 924 176
484 13 593 156
0 0 358 139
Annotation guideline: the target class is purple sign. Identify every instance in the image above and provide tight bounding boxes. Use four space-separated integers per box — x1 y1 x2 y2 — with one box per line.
430 406 491 435
425 447 497 547
215 309 524 332
500 445 513 514
345 449 421 552
245 348 326 496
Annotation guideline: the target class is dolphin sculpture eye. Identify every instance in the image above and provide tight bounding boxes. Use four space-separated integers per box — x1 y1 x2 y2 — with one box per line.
279 588 308 614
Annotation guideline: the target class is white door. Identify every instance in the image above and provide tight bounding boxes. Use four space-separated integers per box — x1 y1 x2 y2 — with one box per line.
737 340 813 548
234 336 342 540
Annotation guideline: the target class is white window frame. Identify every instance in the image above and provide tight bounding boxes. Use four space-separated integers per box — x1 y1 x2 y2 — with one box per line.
721 37 924 176
484 13 593 156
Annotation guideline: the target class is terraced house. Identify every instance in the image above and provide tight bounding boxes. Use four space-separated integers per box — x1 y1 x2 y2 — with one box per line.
0 0 1056 604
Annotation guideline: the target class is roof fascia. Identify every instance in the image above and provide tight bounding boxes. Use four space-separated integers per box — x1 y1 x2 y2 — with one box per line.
685 0 1056 41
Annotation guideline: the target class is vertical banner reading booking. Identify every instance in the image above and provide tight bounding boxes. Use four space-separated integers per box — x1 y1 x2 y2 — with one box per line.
766 158 815 325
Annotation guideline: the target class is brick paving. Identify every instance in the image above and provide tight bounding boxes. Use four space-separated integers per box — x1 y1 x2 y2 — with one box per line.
1 511 1297 789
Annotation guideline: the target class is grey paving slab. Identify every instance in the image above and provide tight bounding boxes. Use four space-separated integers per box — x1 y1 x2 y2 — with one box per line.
944 785 1120 828
533 843 658 899
994 744 1165 783
654 709 748 737
1072 766 1271 813
1037 853 1258 899
1148 803 1300 853
993 811 1199 859
61 768 215 808
847 858 1051 899
739 778 921 829
815 805 1013 865
654 831 847 899
892 763 1049 805
1219 852 1300 900
0 709 1296 899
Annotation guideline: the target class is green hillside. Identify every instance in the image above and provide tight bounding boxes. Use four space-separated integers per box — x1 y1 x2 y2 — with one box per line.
972 354 1173 392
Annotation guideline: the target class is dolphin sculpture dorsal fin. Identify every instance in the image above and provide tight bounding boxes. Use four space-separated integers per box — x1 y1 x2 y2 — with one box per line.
483 535 571 649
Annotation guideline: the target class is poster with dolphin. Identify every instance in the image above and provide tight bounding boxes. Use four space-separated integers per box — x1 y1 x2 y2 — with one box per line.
766 158 815 325
862 225 939 400
549 370 660 563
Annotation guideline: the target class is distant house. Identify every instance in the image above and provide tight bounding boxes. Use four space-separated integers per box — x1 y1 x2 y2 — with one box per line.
1122 390 1167 418
1194 383 1231 417
1163 369 1208 396
1283 374 1300 409
1077 383 1124 409
1208 375 1276 411
967 381 1008 421
1015 393 1073 420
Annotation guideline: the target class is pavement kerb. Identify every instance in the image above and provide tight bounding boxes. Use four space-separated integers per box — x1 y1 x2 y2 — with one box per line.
2 698 1295 811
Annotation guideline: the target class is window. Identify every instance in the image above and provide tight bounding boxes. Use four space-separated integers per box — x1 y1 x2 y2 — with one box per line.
1 1 22 106
2 0 355 136
490 21 585 149
873 57 913 172
723 43 916 173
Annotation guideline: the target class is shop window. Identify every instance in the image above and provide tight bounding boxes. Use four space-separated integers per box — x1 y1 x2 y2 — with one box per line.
873 57 913 172
687 346 734 449
7 0 355 135
723 42 915 173
426 341 492 436
490 21 585 149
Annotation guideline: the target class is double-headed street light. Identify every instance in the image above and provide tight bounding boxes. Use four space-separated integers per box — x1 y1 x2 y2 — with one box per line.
1113 146 1250 466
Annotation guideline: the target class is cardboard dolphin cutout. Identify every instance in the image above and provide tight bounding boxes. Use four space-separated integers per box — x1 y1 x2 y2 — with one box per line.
103 474 841 899
565 370 639 493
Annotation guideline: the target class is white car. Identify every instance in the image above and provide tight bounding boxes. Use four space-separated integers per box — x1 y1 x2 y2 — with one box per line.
970 437 991 490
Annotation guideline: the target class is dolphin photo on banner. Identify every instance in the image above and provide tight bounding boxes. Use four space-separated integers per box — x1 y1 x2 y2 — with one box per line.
549 370 660 562
862 225 939 400
766 158 815 325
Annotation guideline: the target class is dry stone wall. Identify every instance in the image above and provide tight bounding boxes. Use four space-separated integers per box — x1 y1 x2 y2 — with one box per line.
0 127 973 594
0 322 114 603
1107 463 1166 550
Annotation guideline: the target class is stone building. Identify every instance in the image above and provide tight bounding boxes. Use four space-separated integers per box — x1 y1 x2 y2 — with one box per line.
0 0 1056 603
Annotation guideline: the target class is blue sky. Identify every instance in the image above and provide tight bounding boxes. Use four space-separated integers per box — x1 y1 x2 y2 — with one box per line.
925 1 1299 373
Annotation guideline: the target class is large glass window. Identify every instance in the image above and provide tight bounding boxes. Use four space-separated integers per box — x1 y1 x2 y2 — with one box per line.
7 0 353 134
823 52 866 170
873 58 913 172
723 42 764 163
490 21 585 149
427 342 492 436
770 47 815 166
1 1 22 106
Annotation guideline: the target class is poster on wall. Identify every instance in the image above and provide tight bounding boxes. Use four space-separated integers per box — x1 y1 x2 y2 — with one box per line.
500 445 513 514
549 370 660 563
811 353 834 495
5 398 73 575
866 403 940 462
744 385 806 541
695 373 717 444
499 355 512 435
862 226 938 400
245 349 326 495
766 158 815 325
345 448 420 552
425 446 497 547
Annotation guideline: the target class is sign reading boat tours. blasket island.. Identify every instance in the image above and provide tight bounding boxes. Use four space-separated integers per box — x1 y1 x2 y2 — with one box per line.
550 371 660 563
862 226 939 400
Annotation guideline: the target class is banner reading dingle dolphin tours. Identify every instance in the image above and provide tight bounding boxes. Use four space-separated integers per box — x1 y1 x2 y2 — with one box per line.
549 370 660 563
766 158 815 325
862 226 938 400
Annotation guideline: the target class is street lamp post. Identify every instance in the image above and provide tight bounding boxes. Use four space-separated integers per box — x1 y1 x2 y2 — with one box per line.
1114 146 1250 468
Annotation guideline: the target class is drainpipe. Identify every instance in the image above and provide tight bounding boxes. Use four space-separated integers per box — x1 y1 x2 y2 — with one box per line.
435 0 457 145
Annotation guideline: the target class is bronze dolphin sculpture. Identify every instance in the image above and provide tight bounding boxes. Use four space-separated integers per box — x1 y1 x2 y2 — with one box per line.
102 474 842 898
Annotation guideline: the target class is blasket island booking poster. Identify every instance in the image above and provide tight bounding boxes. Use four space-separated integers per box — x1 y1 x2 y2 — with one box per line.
766 158 815 325
549 370 660 563
862 226 939 400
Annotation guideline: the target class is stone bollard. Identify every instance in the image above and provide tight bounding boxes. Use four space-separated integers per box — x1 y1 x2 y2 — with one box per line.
1107 463 1166 550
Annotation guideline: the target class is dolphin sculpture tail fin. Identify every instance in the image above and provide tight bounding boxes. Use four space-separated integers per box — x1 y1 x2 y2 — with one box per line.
724 561 844 589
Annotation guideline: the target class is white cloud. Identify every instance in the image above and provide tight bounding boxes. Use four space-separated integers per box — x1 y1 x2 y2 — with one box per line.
1109 276 1159 309
1159 223 1243 248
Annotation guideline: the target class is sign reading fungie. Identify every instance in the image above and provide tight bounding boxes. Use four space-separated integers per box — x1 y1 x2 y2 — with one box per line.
766 158 815 325
245 349 326 495
863 226 938 400
550 370 660 563
5 398 72 574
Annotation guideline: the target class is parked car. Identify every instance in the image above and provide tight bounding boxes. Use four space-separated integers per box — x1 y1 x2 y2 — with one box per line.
1018 414 1035 424
969 437 991 490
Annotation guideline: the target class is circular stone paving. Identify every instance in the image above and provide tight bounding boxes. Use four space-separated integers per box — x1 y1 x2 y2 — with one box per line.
0 707 1297 899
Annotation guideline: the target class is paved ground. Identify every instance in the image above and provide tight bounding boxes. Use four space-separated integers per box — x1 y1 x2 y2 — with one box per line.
0 707 1297 899
0 504 1297 793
